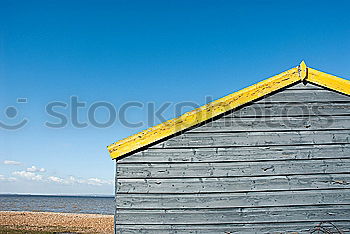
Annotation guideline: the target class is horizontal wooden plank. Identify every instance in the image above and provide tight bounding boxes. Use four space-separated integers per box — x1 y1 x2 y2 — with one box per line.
191 116 350 132
115 222 350 233
151 130 350 149
116 189 350 209
119 144 350 163
255 89 350 103
117 174 350 194
285 82 323 90
116 205 350 224
224 102 350 118
117 159 350 178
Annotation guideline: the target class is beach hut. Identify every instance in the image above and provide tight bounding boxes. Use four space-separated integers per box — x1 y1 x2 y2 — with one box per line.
107 61 350 233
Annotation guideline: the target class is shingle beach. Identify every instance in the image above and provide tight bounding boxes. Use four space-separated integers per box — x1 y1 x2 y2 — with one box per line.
0 211 113 233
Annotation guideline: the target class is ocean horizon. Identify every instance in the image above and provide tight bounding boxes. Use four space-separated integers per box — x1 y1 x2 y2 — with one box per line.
0 194 115 215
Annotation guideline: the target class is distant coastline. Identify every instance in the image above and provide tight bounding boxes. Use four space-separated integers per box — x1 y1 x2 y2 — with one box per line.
0 194 114 215
0 193 114 198
0 193 114 197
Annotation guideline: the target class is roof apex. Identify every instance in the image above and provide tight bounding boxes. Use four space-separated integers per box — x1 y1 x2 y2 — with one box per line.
298 60 307 80
107 63 350 160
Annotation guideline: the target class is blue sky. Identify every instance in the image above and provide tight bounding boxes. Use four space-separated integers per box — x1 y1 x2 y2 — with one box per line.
0 0 350 195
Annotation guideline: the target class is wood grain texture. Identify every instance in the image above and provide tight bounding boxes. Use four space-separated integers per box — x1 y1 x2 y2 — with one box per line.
120 144 350 163
225 102 350 117
255 89 350 103
117 174 350 194
116 190 350 209
115 222 350 233
117 159 350 178
116 205 350 224
115 82 350 233
153 130 350 148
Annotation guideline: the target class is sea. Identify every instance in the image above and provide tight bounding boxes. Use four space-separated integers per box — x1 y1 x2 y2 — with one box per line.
0 194 114 215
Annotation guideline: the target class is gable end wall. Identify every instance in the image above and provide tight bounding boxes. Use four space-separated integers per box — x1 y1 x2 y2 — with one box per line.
115 82 350 233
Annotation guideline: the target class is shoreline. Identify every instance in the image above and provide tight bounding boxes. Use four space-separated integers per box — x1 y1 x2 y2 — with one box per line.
0 211 114 233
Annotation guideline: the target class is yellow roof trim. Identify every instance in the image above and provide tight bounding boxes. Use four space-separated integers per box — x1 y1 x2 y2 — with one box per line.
107 62 350 159
298 60 307 80
307 67 350 96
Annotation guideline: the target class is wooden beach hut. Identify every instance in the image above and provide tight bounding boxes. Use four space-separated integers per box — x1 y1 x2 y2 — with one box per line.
107 61 350 233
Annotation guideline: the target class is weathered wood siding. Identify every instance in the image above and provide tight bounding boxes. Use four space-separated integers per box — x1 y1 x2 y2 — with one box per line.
115 82 350 233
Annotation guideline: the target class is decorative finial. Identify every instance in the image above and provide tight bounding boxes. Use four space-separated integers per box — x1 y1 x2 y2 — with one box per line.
298 60 307 80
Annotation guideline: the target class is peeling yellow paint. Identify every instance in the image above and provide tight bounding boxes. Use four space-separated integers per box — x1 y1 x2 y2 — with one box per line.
107 62 350 160
308 67 350 96
108 66 300 159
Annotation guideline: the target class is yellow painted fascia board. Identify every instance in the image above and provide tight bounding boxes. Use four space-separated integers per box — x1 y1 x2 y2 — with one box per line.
307 67 350 96
108 66 300 159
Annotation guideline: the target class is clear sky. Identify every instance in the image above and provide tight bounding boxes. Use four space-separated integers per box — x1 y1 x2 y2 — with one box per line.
1 0 350 195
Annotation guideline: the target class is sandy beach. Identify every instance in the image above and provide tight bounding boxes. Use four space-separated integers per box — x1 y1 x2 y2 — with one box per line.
0 211 114 233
